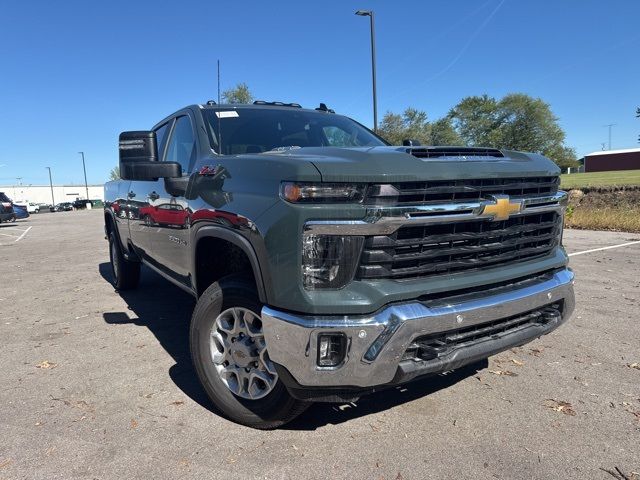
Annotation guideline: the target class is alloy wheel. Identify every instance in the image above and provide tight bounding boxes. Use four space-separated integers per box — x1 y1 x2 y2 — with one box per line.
209 307 278 400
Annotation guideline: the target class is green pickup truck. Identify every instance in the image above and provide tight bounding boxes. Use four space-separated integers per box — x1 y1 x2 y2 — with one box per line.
104 101 574 428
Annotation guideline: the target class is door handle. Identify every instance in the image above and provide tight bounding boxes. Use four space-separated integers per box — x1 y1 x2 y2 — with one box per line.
147 191 160 201
127 191 136 199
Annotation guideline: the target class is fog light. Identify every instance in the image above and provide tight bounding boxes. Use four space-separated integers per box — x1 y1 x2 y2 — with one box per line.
317 333 347 367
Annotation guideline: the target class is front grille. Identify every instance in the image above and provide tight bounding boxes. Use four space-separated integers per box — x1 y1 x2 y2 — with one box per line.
358 211 561 280
402 302 563 362
365 176 559 205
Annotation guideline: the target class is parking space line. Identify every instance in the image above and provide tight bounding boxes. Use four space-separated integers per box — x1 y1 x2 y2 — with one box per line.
14 226 32 243
568 240 640 257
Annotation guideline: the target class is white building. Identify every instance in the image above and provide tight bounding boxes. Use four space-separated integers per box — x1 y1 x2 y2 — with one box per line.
0 184 104 205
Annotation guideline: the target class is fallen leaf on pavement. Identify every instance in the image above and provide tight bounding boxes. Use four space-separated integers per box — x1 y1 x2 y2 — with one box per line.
130 418 138 429
628 363 640 370
489 369 518 377
35 360 57 369
0 459 11 468
545 399 576 416
512 359 524 366
170 401 184 406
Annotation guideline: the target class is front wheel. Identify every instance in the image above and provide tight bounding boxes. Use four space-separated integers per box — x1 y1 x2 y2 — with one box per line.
108 231 140 290
190 275 308 429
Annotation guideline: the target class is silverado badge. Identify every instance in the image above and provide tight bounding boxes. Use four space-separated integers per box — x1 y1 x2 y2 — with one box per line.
481 195 523 221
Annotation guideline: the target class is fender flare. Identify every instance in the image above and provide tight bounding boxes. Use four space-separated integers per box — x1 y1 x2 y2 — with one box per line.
103 209 140 262
192 225 269 304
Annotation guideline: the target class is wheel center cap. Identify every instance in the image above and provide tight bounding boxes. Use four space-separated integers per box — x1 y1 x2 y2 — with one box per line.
229 342 256 367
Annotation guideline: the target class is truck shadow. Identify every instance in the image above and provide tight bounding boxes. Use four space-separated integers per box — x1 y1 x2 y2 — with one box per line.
99 262 486 430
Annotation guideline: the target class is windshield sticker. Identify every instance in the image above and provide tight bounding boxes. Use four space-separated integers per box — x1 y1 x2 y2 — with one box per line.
215 111 239 118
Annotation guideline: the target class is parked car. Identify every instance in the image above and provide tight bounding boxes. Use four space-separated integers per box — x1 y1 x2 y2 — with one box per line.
105 100 574 428
12 204 29 219
54 202 73 212
27 203 40 213
0 192 16 223
139 203 190 228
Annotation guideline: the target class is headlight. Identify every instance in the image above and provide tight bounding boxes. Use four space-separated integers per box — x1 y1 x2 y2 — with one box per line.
302 235 364 289
280 182 365 203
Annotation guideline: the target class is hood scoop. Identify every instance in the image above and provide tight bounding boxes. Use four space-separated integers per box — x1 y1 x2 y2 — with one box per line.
407 147 504 159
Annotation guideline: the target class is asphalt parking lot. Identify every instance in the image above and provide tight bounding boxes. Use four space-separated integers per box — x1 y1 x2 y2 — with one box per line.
1 211 639 480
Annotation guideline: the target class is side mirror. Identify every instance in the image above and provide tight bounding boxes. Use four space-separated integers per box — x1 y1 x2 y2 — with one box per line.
119 131 181 181
402 139 421 147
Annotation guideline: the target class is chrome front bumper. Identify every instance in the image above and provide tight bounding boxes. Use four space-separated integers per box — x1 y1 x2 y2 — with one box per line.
262 268 575 389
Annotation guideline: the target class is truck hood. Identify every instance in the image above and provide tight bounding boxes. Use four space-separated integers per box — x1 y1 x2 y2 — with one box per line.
270 146 560 183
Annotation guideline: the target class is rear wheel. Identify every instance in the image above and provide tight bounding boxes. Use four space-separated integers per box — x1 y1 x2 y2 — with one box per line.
108 231 140 290
190 275 308 429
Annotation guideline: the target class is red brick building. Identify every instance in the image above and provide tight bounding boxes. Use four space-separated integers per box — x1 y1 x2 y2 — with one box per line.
583 147 640 173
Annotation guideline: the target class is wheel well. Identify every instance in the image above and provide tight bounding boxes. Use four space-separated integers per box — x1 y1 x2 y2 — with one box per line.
195 236 256 297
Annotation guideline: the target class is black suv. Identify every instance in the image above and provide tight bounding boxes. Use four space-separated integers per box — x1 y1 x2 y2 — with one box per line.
0 192 16 223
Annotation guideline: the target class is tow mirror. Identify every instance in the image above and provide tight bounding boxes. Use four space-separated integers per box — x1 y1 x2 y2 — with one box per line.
118 131 181 181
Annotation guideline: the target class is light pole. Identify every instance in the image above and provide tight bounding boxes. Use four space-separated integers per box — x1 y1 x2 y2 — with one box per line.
78 151 89 201
355 9 378 132
45 167 55 206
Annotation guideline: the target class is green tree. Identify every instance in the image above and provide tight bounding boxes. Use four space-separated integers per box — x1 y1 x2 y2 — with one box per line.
430 117 463 146
378 108 431 146
494 94 564 152
448 94 501 147
222 82 254 104
109 166 120 181
448 93 578 169
544 145 579 170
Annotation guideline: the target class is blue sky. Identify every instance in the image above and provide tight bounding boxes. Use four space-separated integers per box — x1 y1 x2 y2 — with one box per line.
1 0 639 185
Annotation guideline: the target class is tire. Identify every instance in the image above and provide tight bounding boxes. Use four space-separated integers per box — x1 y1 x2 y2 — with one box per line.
190 275 309 429
108 231 140 290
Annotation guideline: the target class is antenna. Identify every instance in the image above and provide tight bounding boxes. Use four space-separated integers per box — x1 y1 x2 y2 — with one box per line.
603 123 616 150
217 59 222 155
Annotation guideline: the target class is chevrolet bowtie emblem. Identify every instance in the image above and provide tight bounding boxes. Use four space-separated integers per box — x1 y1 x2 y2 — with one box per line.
481 195 523 221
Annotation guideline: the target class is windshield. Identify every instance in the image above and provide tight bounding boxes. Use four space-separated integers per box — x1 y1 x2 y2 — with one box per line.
203 108 387 155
